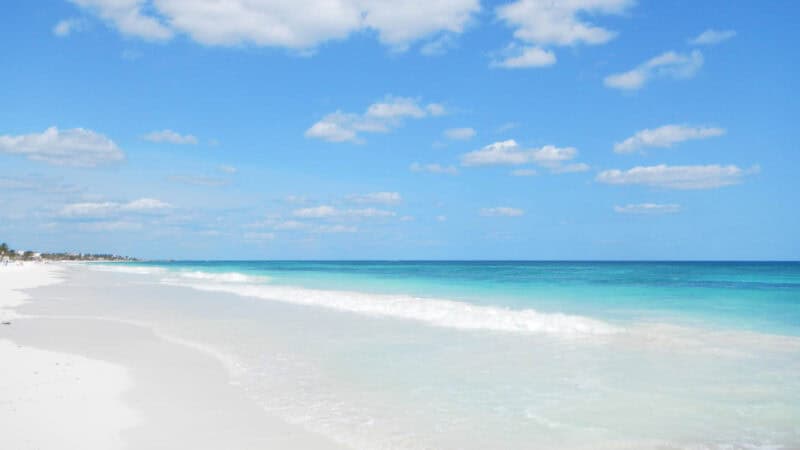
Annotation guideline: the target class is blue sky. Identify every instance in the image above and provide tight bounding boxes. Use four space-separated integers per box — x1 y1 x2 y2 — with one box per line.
1 0 797 260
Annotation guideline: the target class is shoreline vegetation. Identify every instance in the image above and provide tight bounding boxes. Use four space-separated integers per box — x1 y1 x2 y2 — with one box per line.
0 241 137 262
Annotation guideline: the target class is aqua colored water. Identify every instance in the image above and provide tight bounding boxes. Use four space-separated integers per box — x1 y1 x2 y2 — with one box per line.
90 261 800 449
123 260 800 334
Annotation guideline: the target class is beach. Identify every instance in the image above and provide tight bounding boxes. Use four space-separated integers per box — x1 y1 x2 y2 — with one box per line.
0 263 341 450
1 261 799 449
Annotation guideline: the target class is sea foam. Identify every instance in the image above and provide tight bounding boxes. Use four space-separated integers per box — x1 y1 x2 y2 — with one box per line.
162 274 619 337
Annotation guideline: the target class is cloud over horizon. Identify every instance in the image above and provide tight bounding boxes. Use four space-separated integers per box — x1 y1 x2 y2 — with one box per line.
0 127 124 167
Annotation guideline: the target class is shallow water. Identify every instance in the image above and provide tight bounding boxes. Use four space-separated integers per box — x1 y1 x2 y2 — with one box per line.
82 261 800 449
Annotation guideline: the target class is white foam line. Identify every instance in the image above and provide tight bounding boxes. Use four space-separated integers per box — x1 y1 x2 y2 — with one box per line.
162 278 620 337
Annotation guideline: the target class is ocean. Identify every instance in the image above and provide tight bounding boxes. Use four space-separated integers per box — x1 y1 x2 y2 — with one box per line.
90 261 800 449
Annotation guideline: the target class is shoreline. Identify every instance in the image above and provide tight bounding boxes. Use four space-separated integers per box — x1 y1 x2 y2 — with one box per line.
0 263 341 450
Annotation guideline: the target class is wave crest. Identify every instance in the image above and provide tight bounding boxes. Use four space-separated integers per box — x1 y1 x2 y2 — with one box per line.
163 277 619 337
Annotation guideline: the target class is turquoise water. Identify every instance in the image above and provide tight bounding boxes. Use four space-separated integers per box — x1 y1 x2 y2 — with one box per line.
123 261 800 335
91 261 800 448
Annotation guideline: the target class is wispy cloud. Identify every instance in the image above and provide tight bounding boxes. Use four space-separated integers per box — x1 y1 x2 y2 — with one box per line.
168 175 230 187
0 127 124 167
480 206 525 217
491 44 555 68
444 127 476 140
347 192 402 205
61 198 172 218
410 163 459 175
292 205 396 219
306 96 445 143
143 129 199 145
53 18 86 37
614 125 725 153
597 164 758 189
614 203 681 214
604 50 704 91
689 29 736 46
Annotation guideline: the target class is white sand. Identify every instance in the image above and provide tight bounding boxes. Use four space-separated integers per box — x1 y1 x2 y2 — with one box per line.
0 263 138 450
0 263 341 449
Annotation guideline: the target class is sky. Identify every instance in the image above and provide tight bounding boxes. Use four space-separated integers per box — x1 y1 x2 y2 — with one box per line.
0 0 798 260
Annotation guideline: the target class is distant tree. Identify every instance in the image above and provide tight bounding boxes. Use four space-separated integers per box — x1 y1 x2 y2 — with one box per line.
0 242 8 255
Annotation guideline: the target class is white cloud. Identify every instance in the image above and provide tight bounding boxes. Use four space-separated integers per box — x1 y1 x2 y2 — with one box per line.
347 192 402 205
143 129 198 145
436 215 447 222
410 163 459 175
510 168 537 176
495 0 632 68
605 50 704 91
218 165 237 174
596 164 758 189
444 127 476 140
53 18 85 37
689 29 736 46
306 96 444 143
420 34 457 56
551 162 590 173
292 205 338 218
315 224 358 233
61 198 172 218
0 127 124 167
79 221 143 232
614 203 681 214
480 207 524 217
491 45 556 68
461 140 580 173
70 0 174 41
71 0 478 51
614 125 725 153
250 218 358 234
292 206 395 219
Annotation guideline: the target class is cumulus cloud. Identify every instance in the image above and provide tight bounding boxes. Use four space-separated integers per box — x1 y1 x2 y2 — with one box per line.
69 0 478 51
480 207 525 217
605 50 704 91
495 0 633 68
61 198 172 218
0 127 124 167
614 203 681 214
306 96 444 143
347 192 402 205
143 129 198 144
614 125 725 153
689 29 736 46
596 164 758 189
444 127 476 140
461 139 583 173
53 18 85 37
410 162 459 175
